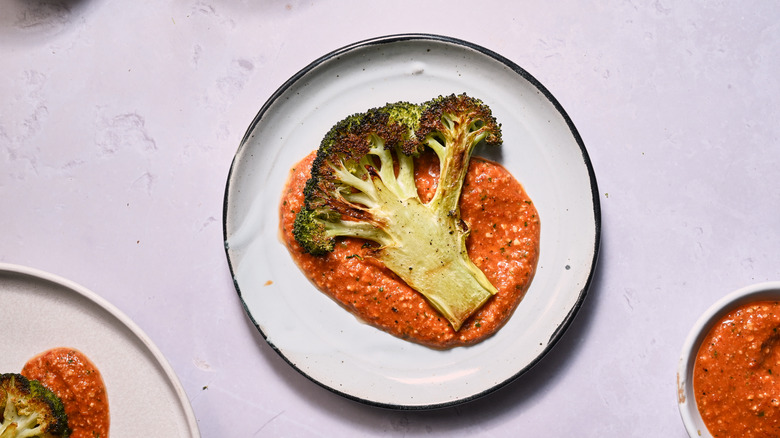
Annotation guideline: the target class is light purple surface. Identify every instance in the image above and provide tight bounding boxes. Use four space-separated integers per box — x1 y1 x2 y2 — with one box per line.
1 1 779 436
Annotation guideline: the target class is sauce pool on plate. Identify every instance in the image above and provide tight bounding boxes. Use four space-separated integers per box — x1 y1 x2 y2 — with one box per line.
22 347 110 438
280 150 540 349
694 301 780 437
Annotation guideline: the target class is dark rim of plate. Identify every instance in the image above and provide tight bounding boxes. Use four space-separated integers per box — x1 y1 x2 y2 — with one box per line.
222 33 602 410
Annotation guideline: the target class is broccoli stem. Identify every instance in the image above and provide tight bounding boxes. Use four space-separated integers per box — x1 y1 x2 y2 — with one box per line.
373 187 497 331
428 120 488 215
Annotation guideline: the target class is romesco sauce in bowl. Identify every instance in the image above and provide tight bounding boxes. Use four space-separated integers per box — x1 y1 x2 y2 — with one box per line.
678 282 780 437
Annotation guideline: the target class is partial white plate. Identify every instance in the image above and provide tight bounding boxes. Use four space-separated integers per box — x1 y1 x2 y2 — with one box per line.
224 34 600 409
0 263 200 437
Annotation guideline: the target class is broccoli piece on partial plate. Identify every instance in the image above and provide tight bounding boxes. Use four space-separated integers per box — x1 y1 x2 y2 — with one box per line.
293 93 503 330
0 373 70 438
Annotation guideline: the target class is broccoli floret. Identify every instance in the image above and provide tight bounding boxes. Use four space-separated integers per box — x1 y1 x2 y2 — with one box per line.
0 373 70 438
293 93 503 330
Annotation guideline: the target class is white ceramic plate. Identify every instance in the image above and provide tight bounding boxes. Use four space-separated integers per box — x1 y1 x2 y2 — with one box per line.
677 281 780 437
224 34 600 409
0 263 200 437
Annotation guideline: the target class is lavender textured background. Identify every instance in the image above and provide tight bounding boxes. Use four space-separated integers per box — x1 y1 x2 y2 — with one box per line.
1 1 779 436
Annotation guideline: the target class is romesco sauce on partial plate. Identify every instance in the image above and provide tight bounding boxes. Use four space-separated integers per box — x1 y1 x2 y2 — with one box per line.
279 151 540 349
694 301 780 437
22 347 110 438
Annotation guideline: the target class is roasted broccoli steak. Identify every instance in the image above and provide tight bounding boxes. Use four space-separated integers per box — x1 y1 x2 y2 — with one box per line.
0 373 70 438
293 93 503 330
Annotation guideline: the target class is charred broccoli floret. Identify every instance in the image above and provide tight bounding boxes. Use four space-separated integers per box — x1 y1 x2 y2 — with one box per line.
293 93 503 330
0 373 70 438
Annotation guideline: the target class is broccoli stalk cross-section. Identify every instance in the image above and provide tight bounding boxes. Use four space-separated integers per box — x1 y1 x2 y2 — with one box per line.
293 93 503 330
0 373 71 438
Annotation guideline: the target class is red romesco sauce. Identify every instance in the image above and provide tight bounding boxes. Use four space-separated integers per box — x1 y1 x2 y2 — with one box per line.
279 151 540 349
22 348 110 438
694 301 780 437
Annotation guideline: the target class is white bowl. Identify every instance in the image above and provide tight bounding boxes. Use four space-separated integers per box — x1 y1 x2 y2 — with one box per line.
677 281 780 437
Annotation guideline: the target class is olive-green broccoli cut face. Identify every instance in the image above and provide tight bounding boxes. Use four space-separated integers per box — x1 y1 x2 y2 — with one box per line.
292 93 503 330
0 373 71 438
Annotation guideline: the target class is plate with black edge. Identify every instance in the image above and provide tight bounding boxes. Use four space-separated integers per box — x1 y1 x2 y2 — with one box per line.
223 33 600 409
0 263 201 436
